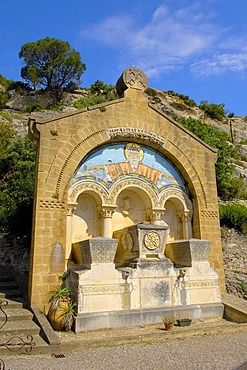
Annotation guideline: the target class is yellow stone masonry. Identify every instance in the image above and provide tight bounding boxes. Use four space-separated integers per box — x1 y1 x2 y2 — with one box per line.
28 67 225 309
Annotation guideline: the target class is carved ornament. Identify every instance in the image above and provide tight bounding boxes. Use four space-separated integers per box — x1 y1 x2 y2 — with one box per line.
159 188 192 211
109 177 157 206
68 181 108 204
107 127 165 147
144 231 160 250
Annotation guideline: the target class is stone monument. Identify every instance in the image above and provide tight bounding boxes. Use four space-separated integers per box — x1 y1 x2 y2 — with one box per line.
28 67 224 331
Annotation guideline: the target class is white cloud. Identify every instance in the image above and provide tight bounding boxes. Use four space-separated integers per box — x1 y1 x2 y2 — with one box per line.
79 1 247 79
191 52 247 76
80 15 134 48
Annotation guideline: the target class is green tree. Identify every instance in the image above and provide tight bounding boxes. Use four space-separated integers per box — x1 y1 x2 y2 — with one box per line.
90 80 117 100
19 37 86 103
0 125 35 239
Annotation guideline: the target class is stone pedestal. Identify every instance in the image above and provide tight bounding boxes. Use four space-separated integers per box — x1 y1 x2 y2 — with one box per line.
166 239 222 306
114 222 170 267
114 222 176 309
69 237 132 332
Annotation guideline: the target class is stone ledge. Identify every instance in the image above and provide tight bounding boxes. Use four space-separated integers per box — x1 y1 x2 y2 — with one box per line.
222 293 247 323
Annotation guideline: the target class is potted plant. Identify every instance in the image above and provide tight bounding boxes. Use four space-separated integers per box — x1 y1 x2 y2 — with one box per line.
47 286 76 331
61 301 77 332
163 314 176 330
176 312 192 327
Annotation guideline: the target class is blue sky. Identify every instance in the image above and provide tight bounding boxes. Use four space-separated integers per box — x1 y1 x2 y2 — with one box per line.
1 0 247 116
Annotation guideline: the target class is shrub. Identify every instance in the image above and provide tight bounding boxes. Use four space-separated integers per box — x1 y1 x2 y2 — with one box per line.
199 101 226 121
145 88 157 97
166 90 197 107
0 90 10 109
171 101 191 111
7 80 31 94
73 95 107 109
219 203 247 233
0 74 12 89
25 102 45 113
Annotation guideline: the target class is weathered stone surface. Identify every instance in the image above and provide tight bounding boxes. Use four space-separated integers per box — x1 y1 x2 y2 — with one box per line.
221 227 247 299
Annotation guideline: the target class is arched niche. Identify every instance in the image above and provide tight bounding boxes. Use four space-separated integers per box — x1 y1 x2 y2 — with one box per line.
112 187 152 232
161 193 193 242
66 190 102 260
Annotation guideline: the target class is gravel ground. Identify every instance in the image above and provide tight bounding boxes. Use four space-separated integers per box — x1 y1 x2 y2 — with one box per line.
4 330 247 370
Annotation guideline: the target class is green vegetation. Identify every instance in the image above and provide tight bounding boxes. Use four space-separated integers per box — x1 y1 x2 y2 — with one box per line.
0 123 35 239
166 90 197 107
73 95 107 109
25 102 45 113
89 80 117 101
8 80 31 94
199 101 226 121
177 117 247 200
0 74 12 89
219 203 247 233
145 87 158 97
0 90 10 109
19 37 86 103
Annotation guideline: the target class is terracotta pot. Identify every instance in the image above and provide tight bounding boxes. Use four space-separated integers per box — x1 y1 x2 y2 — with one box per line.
164 322 174 331
47 299 68 331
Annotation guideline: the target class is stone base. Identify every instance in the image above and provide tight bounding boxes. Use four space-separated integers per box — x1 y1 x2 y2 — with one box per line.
74 303 224 332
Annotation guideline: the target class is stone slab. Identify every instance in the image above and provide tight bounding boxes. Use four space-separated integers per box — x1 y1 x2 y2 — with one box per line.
74 303 224 332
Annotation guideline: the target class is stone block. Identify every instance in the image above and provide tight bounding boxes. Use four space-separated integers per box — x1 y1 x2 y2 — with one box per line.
166 239 211 267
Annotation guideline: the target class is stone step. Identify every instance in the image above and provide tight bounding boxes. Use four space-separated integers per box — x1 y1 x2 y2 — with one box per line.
0 281 19 290
0 334 50 356
4 308 33 321
0 290 23 299
0 276 14 283
0 298 23 308
0 319 41 337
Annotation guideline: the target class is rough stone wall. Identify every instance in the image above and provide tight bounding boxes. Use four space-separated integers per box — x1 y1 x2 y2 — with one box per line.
29 85 224 310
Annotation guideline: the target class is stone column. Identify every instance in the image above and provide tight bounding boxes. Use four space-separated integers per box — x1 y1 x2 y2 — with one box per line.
66 203 77 260
99 205 116 238
176 210 193 239
146 208 166 225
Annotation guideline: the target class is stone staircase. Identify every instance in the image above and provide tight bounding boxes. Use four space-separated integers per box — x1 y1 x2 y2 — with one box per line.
0 271 50 355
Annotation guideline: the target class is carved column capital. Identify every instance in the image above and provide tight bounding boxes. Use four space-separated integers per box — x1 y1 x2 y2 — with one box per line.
146 208 166 224
67 203 77 216
176 210 193 222
100 205 117 219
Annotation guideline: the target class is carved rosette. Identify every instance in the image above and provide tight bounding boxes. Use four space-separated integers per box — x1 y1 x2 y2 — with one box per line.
144 231 160 250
